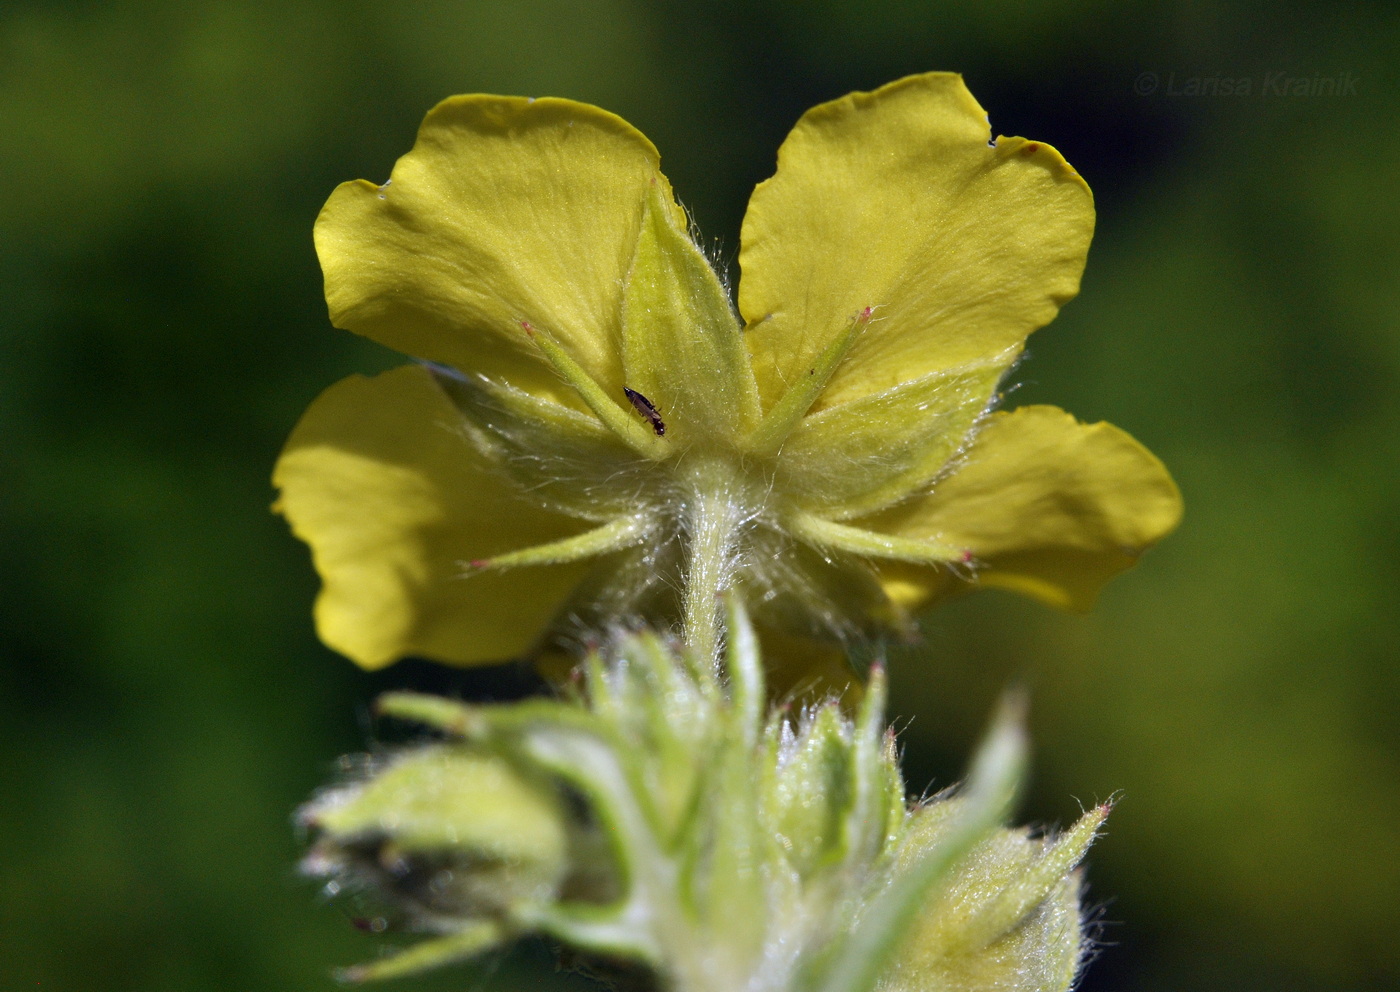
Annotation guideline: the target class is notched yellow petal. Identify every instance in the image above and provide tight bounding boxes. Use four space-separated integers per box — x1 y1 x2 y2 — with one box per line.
622 182 758 444
860 405 1184 613
272 366 599 668
315 94 666 407
738 72 1094 410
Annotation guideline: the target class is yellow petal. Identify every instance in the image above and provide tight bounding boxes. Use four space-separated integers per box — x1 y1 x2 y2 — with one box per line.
621 183 760 442
752 625 864 707
860 405 1183 612
273 365 598 669
315 95 666 406
738 73 1093 411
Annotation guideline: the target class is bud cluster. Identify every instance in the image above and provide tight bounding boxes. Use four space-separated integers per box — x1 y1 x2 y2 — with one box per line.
300 601 1105 992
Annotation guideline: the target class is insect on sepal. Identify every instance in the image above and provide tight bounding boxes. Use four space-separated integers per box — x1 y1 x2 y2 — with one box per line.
519 320 666 458
623 387 666 436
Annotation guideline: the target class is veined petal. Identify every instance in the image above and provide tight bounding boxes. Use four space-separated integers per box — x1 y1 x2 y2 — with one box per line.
738 73 1093 411
315 95 667 406
621 183 759 443
273 365 600 669
776 350 1011 519
858 405 1183 612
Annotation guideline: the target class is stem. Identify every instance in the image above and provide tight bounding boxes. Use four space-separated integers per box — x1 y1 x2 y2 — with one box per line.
682 466 740 668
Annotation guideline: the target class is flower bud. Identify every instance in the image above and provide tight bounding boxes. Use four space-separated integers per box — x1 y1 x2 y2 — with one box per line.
300 746 569 932
878 800 1109 992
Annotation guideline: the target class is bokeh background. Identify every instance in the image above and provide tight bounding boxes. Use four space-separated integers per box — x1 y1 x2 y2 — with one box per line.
3 1 1397 990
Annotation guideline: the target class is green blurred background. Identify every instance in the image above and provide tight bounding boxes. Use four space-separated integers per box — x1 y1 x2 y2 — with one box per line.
2 1 1396 989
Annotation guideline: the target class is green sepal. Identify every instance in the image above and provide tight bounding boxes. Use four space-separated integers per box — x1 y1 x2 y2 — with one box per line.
427 363 648 521
622 182 760 444
803 692 1029 992
777 352 1013 520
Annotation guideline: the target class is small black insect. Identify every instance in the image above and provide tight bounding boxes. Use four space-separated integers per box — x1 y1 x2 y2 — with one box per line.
623 387 666 436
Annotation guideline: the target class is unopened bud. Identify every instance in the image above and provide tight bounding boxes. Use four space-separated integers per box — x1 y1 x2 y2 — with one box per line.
301 746 569 925
878 801 1110 992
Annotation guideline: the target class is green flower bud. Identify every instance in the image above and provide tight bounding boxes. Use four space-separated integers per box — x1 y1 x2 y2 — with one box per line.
299 746 570 978
765 702 857 877
878 799 1110 992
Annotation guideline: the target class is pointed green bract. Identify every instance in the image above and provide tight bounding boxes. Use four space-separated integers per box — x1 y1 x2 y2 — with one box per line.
789 511 965 566
428 364 648 521
375 691 478 736
744 304 874 458
622 183 759 444
307 748 568 866
525 319 668 459
777 352 1012 519
337 922 506 984
468 515 650 570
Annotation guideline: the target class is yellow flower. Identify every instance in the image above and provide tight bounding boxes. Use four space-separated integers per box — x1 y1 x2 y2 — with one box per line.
274 73 1182 674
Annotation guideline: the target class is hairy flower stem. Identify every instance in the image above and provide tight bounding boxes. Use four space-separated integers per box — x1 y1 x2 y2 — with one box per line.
681 462 742 668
